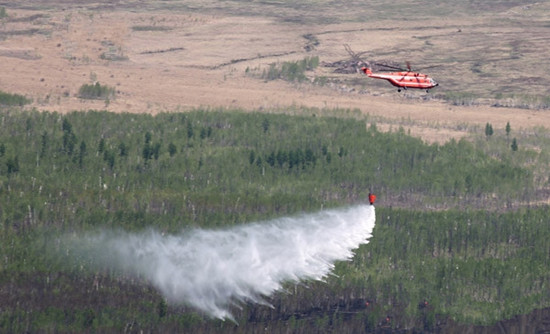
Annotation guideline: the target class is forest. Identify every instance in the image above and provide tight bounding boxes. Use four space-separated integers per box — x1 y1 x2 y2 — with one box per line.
1 107 549 333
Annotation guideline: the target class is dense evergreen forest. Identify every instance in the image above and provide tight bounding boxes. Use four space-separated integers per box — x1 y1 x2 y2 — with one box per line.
1 108 549 333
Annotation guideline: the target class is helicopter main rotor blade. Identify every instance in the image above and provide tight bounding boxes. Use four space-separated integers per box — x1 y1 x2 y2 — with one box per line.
372 62 406 71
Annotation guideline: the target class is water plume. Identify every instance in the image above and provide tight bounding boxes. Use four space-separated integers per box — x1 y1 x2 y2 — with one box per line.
73 205 375 319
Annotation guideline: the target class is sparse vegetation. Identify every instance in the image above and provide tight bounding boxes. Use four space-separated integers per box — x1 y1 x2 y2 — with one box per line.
132 25 173 31
256 56 319 82
303 33 319 52
0 90 31 106
77 82 116 100
440 91 480 106
99 50 128 61
99 40 128 61
0 28 48 37
492 93 550 110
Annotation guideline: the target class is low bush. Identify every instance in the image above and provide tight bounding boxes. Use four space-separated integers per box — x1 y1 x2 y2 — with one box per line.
0 90 31 106
78 82 115 100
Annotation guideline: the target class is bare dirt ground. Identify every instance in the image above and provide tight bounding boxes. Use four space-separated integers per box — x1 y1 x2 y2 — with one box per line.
1 1 550 143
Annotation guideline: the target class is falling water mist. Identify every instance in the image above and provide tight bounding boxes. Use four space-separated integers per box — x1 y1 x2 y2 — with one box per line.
69 205 376 320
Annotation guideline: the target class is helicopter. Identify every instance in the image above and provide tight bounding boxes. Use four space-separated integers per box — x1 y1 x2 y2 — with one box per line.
361 62 439 92
343 44 439 92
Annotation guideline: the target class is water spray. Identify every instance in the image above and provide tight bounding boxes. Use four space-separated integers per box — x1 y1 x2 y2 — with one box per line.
71 205 376 319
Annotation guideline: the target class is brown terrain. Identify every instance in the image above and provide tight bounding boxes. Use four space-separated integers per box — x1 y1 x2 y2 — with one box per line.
1 0 550 144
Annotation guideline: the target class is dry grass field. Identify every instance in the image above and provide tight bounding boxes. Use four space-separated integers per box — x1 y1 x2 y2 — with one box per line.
2 0 550 143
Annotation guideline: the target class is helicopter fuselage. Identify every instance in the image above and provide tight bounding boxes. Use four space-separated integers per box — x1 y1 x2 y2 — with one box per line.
361 67 438 91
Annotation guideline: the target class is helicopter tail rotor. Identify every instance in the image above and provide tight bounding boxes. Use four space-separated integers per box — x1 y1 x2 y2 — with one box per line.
361 67 372 75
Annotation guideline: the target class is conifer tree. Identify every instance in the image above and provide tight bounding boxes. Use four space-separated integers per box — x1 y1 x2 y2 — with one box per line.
168 142 177 157
511 138 518 151
78 141 87 168
485 123 494 139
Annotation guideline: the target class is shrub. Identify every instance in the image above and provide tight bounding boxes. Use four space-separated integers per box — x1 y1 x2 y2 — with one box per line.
260 56 319 82
78 82 115 100
131 25 172 32
443 91 479 106
0 90 31 106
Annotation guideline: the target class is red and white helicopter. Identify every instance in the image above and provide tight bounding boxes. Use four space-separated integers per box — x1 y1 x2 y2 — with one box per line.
344 44 439 92
361 62 438 92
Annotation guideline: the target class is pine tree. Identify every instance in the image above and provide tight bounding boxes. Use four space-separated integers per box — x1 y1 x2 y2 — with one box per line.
187 122 194 139
511 138 518 151
40 132 48 157
62 119 76 155
78 141 87 168
118 142 129 157
158 299 167 319
103 150 115 169
262 118 270 133
485 123 493 139
98 138 105 153
153 143 161 160
168 142 177 157
6 156 19 174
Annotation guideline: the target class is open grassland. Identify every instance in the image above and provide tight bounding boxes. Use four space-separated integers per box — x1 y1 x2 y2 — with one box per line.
1 1 550 143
